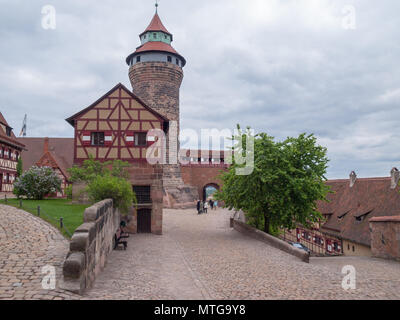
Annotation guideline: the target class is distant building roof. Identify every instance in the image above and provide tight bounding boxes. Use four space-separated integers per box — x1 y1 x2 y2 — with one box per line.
318 174 400 247
0 112 25 149
17 137 74 174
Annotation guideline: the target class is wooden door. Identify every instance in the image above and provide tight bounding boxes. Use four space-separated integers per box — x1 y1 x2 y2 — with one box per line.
137 209 151 233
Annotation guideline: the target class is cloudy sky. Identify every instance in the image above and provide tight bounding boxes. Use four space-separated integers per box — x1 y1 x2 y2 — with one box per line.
1 0 399 179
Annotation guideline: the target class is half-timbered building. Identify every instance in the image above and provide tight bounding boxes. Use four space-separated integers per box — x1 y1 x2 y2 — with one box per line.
66 83 166 234
0 112 25 194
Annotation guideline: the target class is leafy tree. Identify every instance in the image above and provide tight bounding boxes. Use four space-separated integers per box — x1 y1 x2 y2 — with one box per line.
67 157 135 212
86 174 136 214
216 126 330 234
68 156 108 183
16 158 23 177
13 166 62 200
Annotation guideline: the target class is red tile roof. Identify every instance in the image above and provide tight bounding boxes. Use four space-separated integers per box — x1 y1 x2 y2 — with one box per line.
140 13 172 36
135 41 179 55
318 177 400 246
17 138 74 174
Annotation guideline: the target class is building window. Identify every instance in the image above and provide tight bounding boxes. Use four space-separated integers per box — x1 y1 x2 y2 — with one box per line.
352 245 355 252
176 58 179 66
144 35 146 39
15 152 19 161
0 148 3 158
136 56 141 63
153 33 157 38
91 132 105 146
6 127 11 137
167 56 172 62
6 173 9 183
135 132 147 147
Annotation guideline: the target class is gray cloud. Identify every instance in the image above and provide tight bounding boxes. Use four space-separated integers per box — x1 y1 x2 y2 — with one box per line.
0 0 399 179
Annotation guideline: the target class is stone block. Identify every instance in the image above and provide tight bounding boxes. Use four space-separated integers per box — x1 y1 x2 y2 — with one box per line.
70 232 89 252
63 252 85 279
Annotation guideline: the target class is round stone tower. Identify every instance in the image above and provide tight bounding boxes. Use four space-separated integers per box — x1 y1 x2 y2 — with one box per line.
126 7 199 208
126 10 186 125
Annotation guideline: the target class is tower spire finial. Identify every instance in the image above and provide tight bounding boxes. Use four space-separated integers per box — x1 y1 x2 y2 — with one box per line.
155 0 158 13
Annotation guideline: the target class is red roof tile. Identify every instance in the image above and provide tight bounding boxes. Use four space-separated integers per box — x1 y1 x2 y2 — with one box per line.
17 138 74 173
0 112 25 149
140 13 171 36
318 177 400 246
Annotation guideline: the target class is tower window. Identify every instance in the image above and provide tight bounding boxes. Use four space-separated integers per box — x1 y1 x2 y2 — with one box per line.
91 132 105 146
153 33 157 38
136 56 141 63
176 58 179 65
167 56 172 62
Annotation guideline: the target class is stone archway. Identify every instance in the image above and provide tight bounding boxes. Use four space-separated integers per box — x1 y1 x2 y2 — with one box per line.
202 183 220 201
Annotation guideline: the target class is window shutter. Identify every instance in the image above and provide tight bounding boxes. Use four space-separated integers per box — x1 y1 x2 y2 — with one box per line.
82 131 91 146
125 131 134 147
104 131 113 147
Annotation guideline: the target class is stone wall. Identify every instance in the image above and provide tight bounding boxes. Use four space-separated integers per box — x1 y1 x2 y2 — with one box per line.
231 212 310 263
61 199 120 294
369 216 400 261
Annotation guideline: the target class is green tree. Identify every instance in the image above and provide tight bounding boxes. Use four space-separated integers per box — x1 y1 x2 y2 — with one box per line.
16 157 23 176
13 166 62 200
86 174 136 214
216 126 330 234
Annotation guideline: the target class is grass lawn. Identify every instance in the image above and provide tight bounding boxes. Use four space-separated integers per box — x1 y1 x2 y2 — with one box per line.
0 198 90 239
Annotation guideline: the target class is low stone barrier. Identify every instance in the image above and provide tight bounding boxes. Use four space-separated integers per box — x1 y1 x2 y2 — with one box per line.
61 199 120 294
231 216 310 263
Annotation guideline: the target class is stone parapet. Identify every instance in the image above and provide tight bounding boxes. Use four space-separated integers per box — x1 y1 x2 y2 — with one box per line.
231 213 310 263
60 199 120 294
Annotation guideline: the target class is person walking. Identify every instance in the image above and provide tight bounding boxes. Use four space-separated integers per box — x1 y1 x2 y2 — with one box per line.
214 200 218 210
204 200 208 214
209 199 214 210
197 200 201 214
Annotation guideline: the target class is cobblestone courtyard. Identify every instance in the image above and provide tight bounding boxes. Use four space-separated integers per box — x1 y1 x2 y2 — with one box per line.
1 204 399 300
84 208 400 300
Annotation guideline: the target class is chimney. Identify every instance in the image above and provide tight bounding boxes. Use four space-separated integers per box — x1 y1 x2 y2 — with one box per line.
44 137 49 153
390 167 400 189
349 171 357 188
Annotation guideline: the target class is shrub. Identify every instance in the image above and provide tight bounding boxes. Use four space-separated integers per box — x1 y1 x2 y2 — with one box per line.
86 174 136 214
65 185 73 200
13 166 62 200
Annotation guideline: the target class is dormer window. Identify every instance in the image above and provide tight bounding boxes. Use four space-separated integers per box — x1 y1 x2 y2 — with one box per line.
6 127 11 137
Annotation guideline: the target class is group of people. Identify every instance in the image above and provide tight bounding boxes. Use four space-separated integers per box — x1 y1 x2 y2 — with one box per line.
197 199 218 214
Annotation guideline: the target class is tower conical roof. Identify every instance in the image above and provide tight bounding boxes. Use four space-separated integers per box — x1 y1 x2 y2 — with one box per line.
140 13 172 37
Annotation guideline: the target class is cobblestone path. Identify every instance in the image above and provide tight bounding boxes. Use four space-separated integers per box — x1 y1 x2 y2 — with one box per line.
0 205 80 300
85 208 400 300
